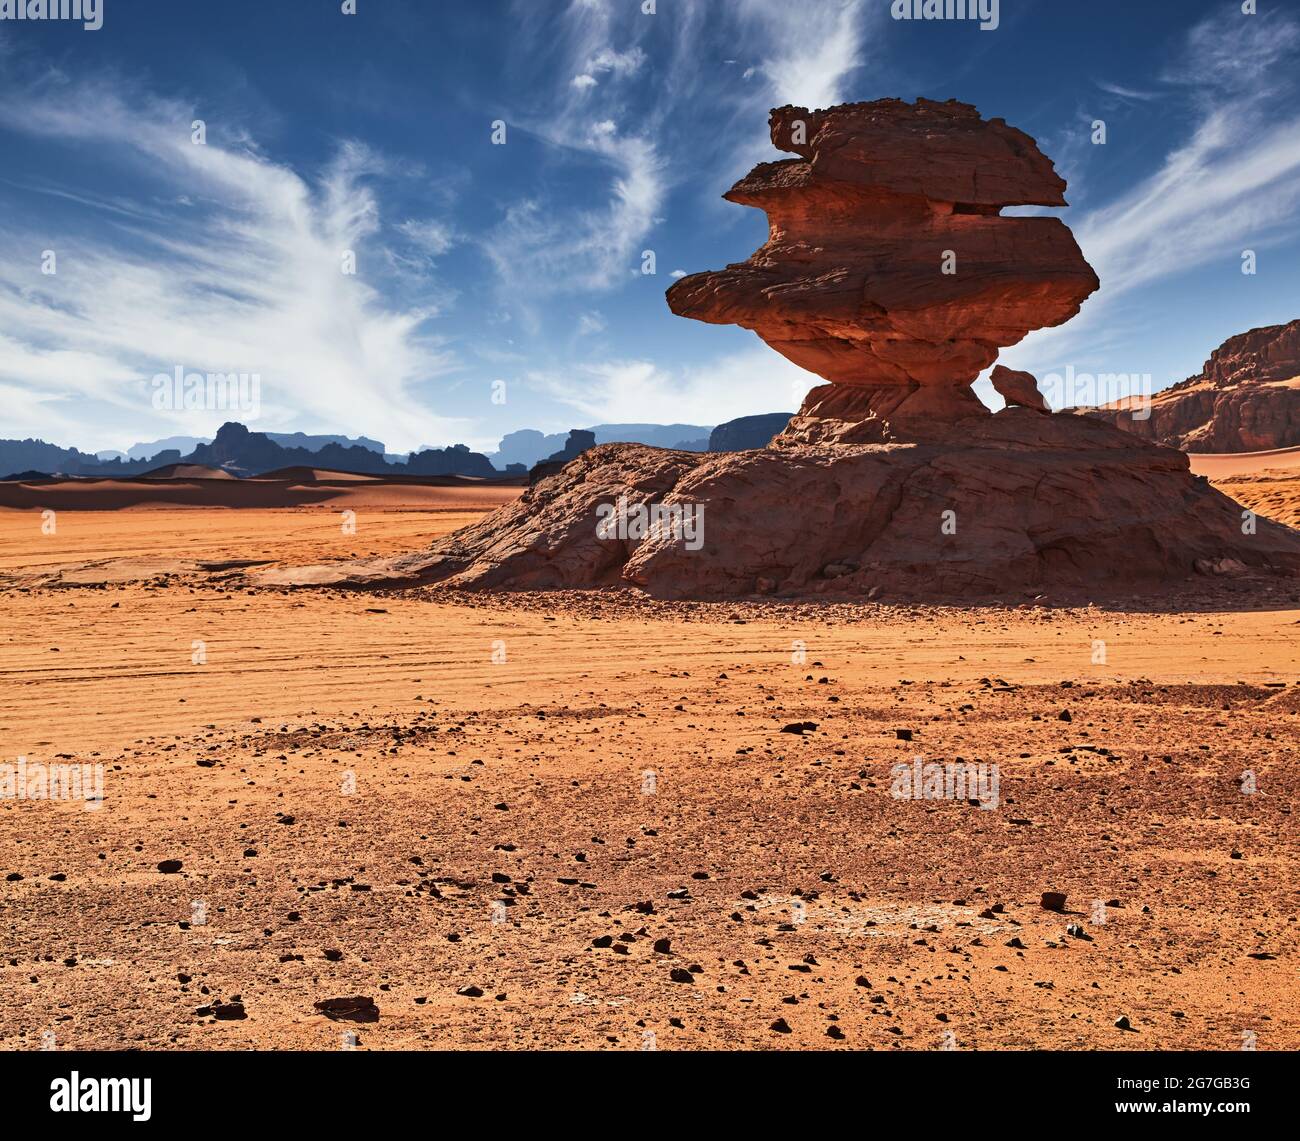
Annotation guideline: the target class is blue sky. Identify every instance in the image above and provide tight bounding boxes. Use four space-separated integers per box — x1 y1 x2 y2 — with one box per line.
2 0 1299 453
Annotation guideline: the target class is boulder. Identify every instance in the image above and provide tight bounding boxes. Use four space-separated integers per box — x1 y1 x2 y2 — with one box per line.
990 365 1049 413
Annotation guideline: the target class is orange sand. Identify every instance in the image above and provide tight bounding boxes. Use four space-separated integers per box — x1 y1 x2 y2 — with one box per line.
1 505 1297 1051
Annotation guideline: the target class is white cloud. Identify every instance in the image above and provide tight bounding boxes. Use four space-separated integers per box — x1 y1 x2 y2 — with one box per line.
527 345 812 425
586 46 647 78
397 219 456 257
1001 8 1300 394
0 75 469 452
733 0 868 109
576 310 608 336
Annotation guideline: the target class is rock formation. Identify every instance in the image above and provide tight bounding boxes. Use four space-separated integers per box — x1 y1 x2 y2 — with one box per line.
529 429 597 484
990 365 1049 413
1082 319 1300 452
259 415 1300 598
258 100 1300 600
667 99 1098 442
708 413 794 452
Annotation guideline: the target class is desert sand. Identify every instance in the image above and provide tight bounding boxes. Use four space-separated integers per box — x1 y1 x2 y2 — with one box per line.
1190 449 1300 530
1 502 1298 1050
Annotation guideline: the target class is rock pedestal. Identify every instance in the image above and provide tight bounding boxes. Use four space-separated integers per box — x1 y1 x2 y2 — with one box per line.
257 100 1300 600
667 98 1098 440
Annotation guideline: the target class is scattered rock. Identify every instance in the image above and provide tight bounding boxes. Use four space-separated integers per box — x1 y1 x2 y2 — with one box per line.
314 996 380 1023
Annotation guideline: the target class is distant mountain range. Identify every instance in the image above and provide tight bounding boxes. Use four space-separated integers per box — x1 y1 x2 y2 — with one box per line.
1 424 501 480
1 416 793 479
493 424 712 468
94 432 388 463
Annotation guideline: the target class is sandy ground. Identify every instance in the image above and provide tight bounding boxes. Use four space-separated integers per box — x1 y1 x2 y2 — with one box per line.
0 474 524 513
1189 445 1300 480
0 505 504 577
1 503 1298 1051
1182 450 1300 529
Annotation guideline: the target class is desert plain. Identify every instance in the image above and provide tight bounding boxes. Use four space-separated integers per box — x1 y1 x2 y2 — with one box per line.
0 470 1297 1052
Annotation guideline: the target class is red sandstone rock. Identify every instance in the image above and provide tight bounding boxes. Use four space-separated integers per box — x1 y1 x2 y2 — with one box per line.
1083 320 1300 452
990 366 1049 413
257 425 1300 599
666 98 1099 435
255 104 1300 601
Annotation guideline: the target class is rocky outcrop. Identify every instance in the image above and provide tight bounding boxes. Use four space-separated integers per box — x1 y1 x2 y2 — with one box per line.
256 101 1300 601
667 98 1098 439
990 366 1049 413
529 429 597 485
1083 320 1300 452
257 420 1300 598
709 413 794 452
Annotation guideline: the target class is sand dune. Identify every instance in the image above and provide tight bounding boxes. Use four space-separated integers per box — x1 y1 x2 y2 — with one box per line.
141 463 239 480
1182 447 1300 529
1189 445 1300 479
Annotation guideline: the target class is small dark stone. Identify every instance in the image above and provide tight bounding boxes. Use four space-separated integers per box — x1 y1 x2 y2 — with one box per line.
314 996 380 1022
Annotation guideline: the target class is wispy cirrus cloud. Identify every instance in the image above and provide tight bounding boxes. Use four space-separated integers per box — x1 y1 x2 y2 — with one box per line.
1000 6 1300 397
731 0 869 111
486 0 664 313
0 71 469 452
488 0 875 310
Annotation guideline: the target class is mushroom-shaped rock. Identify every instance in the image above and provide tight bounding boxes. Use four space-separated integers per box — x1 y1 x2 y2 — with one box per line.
666 98 1099 442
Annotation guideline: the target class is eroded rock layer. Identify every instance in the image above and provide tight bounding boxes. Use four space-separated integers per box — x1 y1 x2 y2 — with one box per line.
1084 320 1300 452
258 103 1300 600
258 420 1300 600
667 98 1099 431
